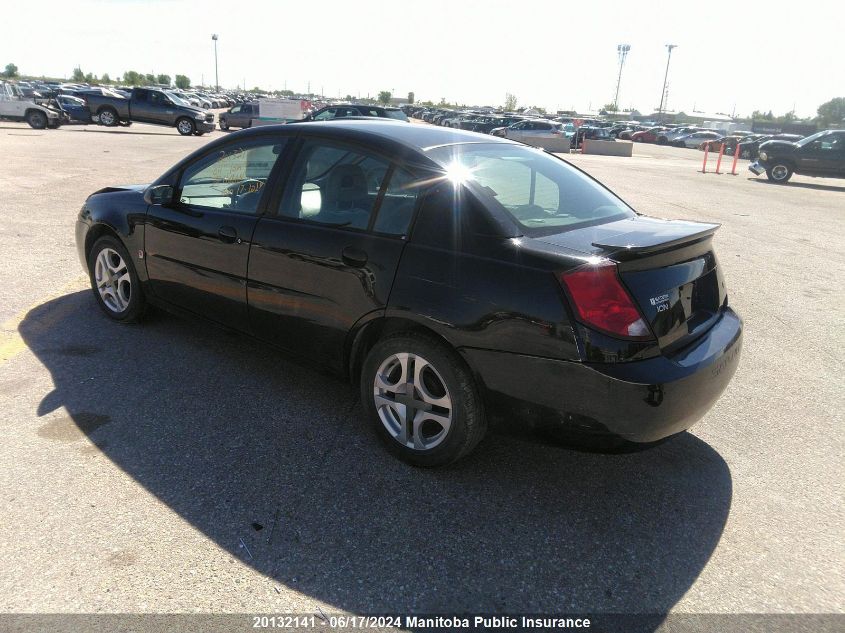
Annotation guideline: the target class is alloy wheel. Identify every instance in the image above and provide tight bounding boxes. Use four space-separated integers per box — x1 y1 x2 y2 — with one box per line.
373 352 453 450
94 248 131 313
177 119 193 135
99 110 115 125
772 165 789 181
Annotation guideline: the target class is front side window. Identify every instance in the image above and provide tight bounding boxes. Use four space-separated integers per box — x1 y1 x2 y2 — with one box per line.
426 143 633 236
313 108 336 121
178 138 287 213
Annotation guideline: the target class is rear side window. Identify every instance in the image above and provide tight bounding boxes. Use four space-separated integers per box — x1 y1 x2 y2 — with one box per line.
372 168 420 236
279 141 389 230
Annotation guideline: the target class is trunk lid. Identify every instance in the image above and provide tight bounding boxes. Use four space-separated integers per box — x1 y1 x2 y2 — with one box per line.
537 216 727 352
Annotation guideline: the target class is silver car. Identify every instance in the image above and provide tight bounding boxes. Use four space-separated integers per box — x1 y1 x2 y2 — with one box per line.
502 119 566 142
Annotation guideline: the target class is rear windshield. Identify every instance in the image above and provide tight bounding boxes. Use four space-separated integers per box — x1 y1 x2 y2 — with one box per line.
426 143 634 236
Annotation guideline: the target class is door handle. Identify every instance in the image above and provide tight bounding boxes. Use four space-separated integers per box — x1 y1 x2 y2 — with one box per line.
218 226 240 243
341 246 368 268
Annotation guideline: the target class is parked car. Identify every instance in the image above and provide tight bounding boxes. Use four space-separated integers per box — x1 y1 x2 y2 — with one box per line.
571 126 614 149
631 127 669 143
304 104 400 121
85 87 215 135
0 80 64 129
656 126 701 145
698 135 745 152
749 129 845 183
496 119 566 142
672 131 722 149
737 134 803 160
56 94 91 123
219 101 259 130
74 120 742 466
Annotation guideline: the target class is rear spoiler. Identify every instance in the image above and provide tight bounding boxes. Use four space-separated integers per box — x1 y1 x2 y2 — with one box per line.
592 221 720 254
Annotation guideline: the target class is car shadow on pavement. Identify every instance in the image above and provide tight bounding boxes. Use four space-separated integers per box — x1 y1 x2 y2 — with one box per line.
20 291 733 627
748 178 845 193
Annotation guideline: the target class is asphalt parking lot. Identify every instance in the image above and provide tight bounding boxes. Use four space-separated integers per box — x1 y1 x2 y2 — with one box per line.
0 121 842 625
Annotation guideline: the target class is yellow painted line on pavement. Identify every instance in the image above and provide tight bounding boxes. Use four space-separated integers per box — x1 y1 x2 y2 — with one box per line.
0 275 88 365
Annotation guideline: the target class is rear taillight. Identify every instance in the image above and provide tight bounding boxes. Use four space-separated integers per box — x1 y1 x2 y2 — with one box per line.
559 262 653 340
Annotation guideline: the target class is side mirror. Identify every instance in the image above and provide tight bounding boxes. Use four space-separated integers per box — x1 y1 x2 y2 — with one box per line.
144 184 174 206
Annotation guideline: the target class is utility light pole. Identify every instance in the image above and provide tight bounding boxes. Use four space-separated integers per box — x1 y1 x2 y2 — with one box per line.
211 34 219 91
613 44 630 112
657 44 677 120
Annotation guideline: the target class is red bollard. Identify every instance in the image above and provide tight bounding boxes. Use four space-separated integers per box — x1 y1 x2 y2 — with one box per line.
730 143 741 175
701 144 709 173
715 143 726 174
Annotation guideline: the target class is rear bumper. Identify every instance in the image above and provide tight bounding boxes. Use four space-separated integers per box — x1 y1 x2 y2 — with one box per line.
748 161 765 176
462 308 742 443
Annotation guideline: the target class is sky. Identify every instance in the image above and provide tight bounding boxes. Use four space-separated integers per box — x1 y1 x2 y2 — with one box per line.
3 0 843 118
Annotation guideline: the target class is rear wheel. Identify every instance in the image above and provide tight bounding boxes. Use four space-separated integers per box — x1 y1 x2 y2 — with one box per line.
766 163 793 183
97 107 118 127
26 110 47 129
87 236 146 323
361 332 486 467
176 117 195 136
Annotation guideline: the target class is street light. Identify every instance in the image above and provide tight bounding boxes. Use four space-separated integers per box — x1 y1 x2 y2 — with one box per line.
657 44 677 120
211 34 219 92
613 44 631 112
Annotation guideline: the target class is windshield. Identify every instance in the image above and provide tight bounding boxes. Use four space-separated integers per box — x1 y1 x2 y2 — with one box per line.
167 92 191 106
426 143 634 236
385 109 409 121
795 130 826 146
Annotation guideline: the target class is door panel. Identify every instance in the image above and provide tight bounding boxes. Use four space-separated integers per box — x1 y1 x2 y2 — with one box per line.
246 138 417 369
144 136 288 328
248 222 406 369
145 208 259 326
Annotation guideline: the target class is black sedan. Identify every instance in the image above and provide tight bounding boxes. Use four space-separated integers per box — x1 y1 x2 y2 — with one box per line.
75 121 742 466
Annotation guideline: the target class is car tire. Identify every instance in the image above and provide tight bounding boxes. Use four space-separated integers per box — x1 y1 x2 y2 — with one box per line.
26 110 48 129
98 107 118 127
87 235 146 323
361 332 486 467
657 136 667 145
176 117 195 136
766 163 793 183
219 119 229 131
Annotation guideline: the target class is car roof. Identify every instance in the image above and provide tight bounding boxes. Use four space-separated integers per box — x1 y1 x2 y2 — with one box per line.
237 119 516 153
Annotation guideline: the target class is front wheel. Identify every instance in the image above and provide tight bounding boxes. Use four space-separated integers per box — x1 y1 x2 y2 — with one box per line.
361 332 486 467
219 118 229 131
87 236 146 323
766 163 793 183
176 117 195 136
26 110 48 129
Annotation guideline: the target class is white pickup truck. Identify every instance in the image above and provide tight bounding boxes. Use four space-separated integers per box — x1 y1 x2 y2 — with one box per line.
0 81 64 129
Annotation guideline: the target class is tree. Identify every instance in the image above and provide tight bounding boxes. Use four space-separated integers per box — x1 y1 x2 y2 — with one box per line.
72 67 85 82
156 74 171 86
504 92 518 111
378 90 392 105
144 74 155 85
123 70 141 86
407 91 415 105
2 63 19 78
817 97 845 126
84 72 97 84
101 73 111 84
174 74 190 89
602 102 618 112
279 89 294 97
